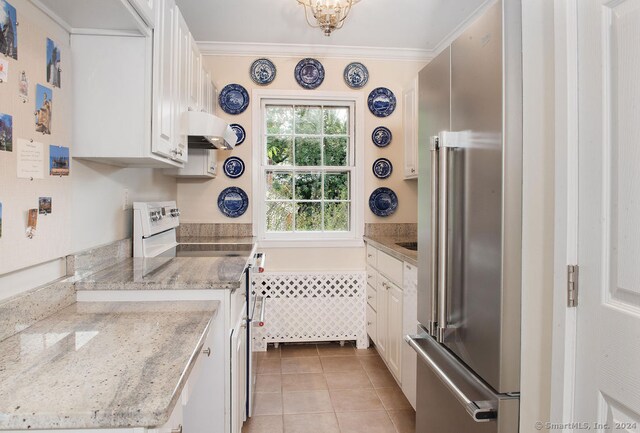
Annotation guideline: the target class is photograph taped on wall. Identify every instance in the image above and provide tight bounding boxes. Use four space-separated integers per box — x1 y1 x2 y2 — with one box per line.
35 84 52 134
38 197 51 215
17 138 44 179
0 0 18 60
18 70 28 102
46 38 60 88
0 112 12 151
0 58 7 82
49 145 69 176
26 208 37 238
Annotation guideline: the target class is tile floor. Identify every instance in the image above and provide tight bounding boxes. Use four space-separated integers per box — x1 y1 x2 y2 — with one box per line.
243 342 416 433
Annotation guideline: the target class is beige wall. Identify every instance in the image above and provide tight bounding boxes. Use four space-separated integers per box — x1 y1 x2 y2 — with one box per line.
177 55 424 271
520 0 555 430
177 56 424 225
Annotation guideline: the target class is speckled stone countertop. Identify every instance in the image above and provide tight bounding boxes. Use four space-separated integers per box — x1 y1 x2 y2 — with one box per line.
0 300 219 430
364 235 418 266
75 245 257 291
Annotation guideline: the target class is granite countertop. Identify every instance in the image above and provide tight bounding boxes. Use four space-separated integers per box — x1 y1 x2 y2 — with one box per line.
364 235 418 266
75 256 250 290
0 300 219 430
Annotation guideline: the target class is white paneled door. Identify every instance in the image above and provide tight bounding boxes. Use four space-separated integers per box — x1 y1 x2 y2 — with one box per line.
575 0 640 429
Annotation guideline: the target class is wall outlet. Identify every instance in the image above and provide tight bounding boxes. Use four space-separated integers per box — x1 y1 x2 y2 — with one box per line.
122 189 130 211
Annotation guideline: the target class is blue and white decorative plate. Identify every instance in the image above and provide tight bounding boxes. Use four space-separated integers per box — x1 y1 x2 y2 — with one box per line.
372 158 393 179
368 87 397 117
219 84 249 115
294 58 325 90
223 156 245 179
218 187 249 218
230 124 246 145
369 187 398 217
371 126 392 147
343 62 369 89
250 58 276 85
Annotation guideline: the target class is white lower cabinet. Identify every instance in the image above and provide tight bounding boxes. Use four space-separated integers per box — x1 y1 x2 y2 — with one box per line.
230 301 247 433
365 243 418 406
402 262 418 409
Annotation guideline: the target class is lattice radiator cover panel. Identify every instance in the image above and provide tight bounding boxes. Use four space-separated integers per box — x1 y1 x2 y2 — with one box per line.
251 272 368 350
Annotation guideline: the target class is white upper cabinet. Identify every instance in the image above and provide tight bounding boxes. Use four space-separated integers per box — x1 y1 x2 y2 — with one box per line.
173 9 191 163
43 0 212 168
152 0 176 160
403 77 419 179
189 35 203 112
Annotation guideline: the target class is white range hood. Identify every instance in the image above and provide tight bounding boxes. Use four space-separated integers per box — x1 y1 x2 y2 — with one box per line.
184 111 237 150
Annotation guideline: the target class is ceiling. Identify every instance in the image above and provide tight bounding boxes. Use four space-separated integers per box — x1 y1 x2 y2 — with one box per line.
174 0 492 56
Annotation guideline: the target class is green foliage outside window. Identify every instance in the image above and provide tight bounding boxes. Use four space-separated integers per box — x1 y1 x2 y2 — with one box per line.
264 104 351 233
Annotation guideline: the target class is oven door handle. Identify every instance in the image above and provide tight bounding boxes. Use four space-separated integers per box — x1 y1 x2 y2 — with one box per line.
257 296 266 327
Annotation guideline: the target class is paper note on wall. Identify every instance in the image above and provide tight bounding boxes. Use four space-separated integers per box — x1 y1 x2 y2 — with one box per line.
17 139 44 179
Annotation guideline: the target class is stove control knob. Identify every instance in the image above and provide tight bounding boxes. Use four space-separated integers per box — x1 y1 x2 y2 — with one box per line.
170 208 180 217
150 211 158 222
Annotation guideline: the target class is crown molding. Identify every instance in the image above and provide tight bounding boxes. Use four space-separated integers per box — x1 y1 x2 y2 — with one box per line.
432 0 498 54
197 41 434 62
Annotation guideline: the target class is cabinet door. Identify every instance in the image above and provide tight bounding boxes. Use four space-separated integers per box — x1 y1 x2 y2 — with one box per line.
403 77 419 179
376 276 389 360
152 0 175 158
189 35 201 111
173 10 189 163
402 262 418 409
230 304 247 433
387 282 403 382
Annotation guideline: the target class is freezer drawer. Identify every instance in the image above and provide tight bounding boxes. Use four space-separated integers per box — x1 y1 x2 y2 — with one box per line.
407 331 519 433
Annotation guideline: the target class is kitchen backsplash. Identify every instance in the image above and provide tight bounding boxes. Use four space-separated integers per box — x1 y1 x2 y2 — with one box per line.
66 238 132 277
177 223 253 239
364 223 417 238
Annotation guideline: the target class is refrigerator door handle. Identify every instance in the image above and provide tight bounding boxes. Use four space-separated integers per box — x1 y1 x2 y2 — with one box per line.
437 131 452 343
405 333 499 422
428 135 440 336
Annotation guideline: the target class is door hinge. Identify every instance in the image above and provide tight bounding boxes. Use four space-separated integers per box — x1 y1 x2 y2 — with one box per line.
567 264 579 308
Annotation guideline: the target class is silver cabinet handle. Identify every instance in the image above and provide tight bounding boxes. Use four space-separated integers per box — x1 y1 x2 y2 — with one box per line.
367 321 373 326
411 168 416 173
405 334 499 422
367 253 373 258
367 295 373 300
429 135 440 336
202 347 211 357
171 425 183 433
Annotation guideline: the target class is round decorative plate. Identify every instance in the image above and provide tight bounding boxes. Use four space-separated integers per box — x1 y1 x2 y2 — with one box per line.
368 87 397 117
223 156 245 179
369 187 398 217
372 158 393 179
250 58 276 85
230 124 246 145
371 126 392 147
294 58 325 90
219 84 249 115
343 62 369 89
218 187 249 218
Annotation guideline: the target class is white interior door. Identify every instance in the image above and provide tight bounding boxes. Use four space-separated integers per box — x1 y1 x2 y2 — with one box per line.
575 0 640 429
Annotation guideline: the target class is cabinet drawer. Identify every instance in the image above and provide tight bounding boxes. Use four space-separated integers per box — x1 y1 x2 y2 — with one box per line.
366 304 377 342
378 251 403 287
366 265 377 289
366 244 378 266
366 284 377 311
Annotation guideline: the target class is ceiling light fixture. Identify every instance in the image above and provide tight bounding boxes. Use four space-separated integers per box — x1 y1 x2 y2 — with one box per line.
296 0 360 36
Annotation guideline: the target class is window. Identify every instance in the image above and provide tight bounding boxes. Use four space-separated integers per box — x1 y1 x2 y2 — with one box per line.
255 97 362 245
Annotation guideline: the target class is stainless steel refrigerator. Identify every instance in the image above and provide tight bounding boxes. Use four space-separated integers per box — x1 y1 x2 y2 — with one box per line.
406 1 522 432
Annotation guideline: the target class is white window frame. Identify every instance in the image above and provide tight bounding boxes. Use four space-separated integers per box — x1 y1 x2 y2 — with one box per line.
252 89 364 248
